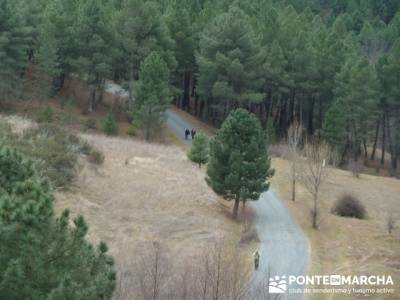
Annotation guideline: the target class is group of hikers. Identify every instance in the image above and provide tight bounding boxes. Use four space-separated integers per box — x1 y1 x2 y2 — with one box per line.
184 128 197 140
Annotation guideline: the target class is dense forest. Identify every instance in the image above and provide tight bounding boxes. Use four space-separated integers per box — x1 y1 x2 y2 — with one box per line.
1 0 399 168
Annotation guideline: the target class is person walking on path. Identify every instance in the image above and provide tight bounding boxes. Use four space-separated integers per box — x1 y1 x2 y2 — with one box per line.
254 250 261 270
185 128 190 140
191 128 196 139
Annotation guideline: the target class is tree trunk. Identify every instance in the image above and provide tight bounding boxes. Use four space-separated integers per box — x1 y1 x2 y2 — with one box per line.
363 138 368 158
183 71 191 112
307 97 315 135
292 177 296 201
381 112 386 166
386 116 397 171
288 89 295 126
145 108 152 142
278 97 287 135
312 190 319 229
370 118 380 160
233 198 240 219
88 86 96 113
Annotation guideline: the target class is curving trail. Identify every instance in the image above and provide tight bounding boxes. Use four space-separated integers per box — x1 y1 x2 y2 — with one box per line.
245 191 308 300
166 108 309 300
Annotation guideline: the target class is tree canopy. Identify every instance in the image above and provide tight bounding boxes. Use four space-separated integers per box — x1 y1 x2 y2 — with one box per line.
0 147 116 299
207 109 274 218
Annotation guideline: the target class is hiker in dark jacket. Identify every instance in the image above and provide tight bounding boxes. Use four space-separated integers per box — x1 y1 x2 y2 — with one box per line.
185 128 190 140
191 128 196 139
254 250 261 270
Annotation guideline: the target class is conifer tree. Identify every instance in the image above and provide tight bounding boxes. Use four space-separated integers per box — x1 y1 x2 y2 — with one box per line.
73 0 115 112
0 0 31 104
0 147 116 299
321 97 348 158
196 7 265 120
206 109 274 218
133 51 171 141
188 133 209 168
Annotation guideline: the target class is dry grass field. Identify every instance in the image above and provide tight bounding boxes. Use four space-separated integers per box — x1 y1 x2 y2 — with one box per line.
54 133 251 298
270 157 400 299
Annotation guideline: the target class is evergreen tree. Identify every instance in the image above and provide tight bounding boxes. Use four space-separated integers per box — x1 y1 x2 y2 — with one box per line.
206 109 274 218
0 147 116 299
377 39 400 169
133 51 171 141
73 0 115 112
117 0 176 81
321 97 348 158
102 112 118 136
165 2 196 111
37 10 60 97
196 7 265 120
334 55 379 159
188 132 209 167
0 0 31 104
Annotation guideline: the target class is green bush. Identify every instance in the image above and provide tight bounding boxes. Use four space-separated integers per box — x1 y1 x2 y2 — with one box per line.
19 125 78 188
36 106 53 123
102 112 118 135
188 132 209 167
88 149 105 165
126 124 137 136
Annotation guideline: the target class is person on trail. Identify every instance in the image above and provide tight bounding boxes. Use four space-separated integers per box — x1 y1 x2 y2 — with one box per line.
254 250 261 270
185 128 190 140
191 128 196 139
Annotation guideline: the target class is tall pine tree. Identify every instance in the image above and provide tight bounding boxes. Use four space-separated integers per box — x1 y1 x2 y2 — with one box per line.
0 147 116 299
206 109 274 218
133 51 171 141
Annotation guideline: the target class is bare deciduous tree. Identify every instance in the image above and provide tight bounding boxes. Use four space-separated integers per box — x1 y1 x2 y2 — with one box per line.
117 237 252 300
300 141 336 229
287 121 303 201
136 241 170 300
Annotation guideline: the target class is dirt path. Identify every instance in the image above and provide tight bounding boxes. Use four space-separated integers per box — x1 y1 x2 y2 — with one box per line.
166 108 309 299
245 191 308 299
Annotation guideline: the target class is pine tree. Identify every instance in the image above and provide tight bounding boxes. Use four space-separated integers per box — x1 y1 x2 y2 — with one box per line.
102 112 118 135
0 0 31 104
188 133 209 168
73 0 115 112
334 55 379 160
117 0 176 81
196 7 265 120
0 147 116 299
133 51 171 141
37 11 60 97
321 97 348 158
165 3 196 111
206 109 274 218
377 39 400 169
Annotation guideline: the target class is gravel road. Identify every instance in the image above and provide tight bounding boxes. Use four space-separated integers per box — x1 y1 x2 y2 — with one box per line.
167 108 309 299
244 191 308 299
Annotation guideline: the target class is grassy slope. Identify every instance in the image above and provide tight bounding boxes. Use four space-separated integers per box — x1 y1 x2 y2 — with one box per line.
270 158 400 300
